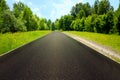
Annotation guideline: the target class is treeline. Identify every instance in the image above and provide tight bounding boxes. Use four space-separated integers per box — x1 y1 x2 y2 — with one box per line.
0 0 53 33
55 0 120 35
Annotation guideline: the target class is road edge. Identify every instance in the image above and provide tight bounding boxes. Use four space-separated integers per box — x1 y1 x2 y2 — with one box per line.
63 32 120 63
0 32 51 57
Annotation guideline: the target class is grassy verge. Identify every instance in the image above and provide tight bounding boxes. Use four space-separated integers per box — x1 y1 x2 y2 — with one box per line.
0 31 51 55
65 31 120 54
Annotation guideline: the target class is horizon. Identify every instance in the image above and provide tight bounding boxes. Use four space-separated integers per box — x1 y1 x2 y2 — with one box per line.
6 0 120 22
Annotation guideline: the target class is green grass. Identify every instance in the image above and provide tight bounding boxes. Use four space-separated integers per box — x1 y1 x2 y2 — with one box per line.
65 31 120 54
0 31 51 55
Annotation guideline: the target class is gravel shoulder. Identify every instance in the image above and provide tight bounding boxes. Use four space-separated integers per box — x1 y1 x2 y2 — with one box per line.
64 32 120 63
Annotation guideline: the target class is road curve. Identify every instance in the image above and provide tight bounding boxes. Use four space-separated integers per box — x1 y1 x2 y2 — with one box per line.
0 32 120 80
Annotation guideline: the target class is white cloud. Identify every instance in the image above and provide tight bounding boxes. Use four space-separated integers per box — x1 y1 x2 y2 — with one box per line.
32 7 43 18
12 0 24 3
26 1 46 18
50 0 71 20
34 5 47 18
50 0 83 21
28 2 32 6
11 0 83 21
75 0 83 4
34 8 39 12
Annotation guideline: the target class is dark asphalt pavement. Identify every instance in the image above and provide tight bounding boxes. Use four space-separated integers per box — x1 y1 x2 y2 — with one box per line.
0 32 120 80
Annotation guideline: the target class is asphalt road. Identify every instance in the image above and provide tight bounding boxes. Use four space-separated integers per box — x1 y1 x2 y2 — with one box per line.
0 32 120 80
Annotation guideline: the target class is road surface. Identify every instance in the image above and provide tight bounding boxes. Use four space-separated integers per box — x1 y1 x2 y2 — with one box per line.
0 32 120 80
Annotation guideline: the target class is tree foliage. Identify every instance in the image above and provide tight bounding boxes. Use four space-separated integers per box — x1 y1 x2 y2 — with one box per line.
70 18 85 31
117 15 120 35
0 0 120 35
54 0 120 35
0 10 26 33
0 1 52 33
70 2 91 18
0 0 9 11
94 0 99 14
98 0 111 15
13 2 26 18
58 15 73 31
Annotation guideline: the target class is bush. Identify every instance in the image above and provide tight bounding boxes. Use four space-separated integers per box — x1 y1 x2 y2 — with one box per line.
0 10 27 33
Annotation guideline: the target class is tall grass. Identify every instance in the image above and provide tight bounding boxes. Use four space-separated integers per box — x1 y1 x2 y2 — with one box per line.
0 31 51 55
65 31 120 54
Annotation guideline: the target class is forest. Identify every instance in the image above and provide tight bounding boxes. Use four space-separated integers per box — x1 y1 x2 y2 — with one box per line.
0 0 120 35
0 0 54 33
55 0 120 35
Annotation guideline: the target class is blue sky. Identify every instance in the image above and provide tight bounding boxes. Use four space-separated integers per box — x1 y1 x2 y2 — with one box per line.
6 0 119 21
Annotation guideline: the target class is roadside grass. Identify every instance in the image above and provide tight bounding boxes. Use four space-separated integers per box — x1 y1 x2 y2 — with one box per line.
0 31 51 55
65 31 120 54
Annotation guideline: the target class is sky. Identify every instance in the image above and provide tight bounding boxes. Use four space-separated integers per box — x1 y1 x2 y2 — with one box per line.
6 0 119 22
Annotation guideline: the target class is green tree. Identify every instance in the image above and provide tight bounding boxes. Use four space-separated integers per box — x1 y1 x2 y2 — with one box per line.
115 3 120 34
39 18 48 30
22 6 33 31
72 19 81 31
83 2 92 17
94 15 103 33
58 16 64 30
115 3 120 17
98 0 111 15
29 15 39 31
0 0 10 33
94 0 99 14
85 15 96 32
55 19 60 30
47 19 52 30
80 17 85 31
0 0 9 11
58 15 73 31
13 1 26 18
70 18 85 31
104 11 114 34
77 9 85 19
71 3 83 18
70 20 75 30
117 15 120 35
51 22 55 31
0 10 26 33
63 15 73 30
71 2 92 18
